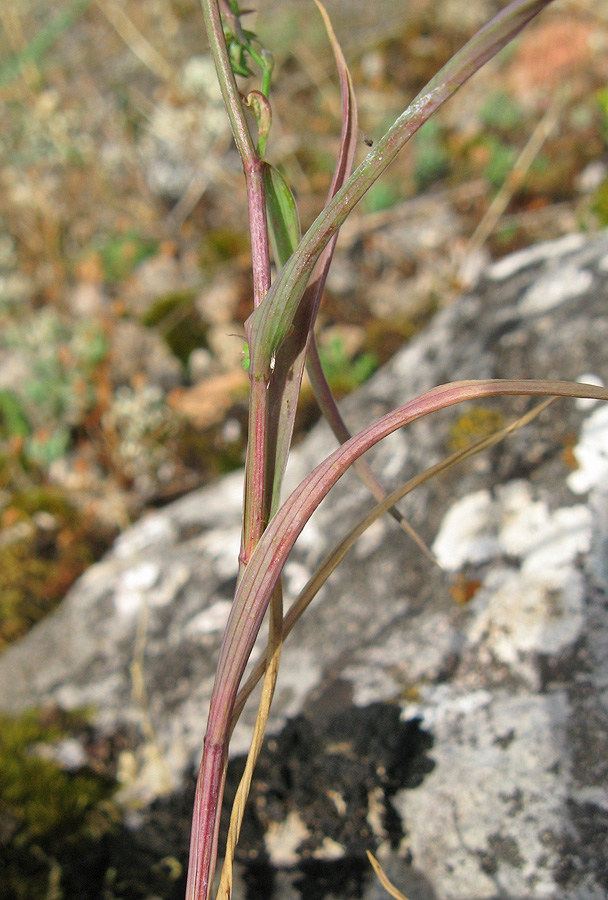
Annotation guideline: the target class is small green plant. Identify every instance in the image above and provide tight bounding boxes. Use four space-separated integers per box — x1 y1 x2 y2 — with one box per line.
179 2 607 898
413 118 451 188
96 230 159 284
481 134 518 187
596 86 608 144
1 310 108 469
480 90 524 132
318 335 378 396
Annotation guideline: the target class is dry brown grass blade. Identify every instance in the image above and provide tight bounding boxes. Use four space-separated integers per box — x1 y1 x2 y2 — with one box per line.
463 90 564 269
367 851 411 900
307 338 439 567
94 0 175 81
217 581 284 900
231 397 557 724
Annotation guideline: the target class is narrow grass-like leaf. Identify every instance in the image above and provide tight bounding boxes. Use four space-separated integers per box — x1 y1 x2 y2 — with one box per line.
230 380 602 676
0 0 93 89
245 0 555 382
231 398 556 721
304 0 432 556
262 162 301 268
188 379 607 900
263 0 359 517
306 335 436 562
367 851 411 900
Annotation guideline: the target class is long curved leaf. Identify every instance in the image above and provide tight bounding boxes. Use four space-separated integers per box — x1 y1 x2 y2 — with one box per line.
262 162 301 267
187 378 608 900
245 0 556 381
306 333 436 560
231 398 556 721
263 0 359 517
224 380 607 681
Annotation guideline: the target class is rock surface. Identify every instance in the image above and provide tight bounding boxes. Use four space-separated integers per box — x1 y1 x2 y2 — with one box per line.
2 231 608 899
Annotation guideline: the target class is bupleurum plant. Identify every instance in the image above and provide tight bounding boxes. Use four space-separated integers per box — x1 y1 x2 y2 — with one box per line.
185 2 608 898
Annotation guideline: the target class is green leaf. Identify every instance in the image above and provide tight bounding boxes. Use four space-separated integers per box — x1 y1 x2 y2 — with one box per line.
0 390 31 439
262 163 301 268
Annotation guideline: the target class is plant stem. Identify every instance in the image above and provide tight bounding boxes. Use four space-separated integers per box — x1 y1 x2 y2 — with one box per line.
200 0 273 568
185 729 228 900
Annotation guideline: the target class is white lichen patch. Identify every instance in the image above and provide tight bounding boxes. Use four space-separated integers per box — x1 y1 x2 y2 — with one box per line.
470 565 585 681
488 233 586 280
519 264 593 315
498 481 592 569
149 563 190 608
112 560 189 619
432 490 498 570
200 527 240 580
186 600 232 637
114 562 160 616
567 403 608 495
433 480 592 682
312 836 346 860
114 513 177 559
264 811 310 867
496 480 552 557
435 480 591 574
404 686 492 733
399 690 571 898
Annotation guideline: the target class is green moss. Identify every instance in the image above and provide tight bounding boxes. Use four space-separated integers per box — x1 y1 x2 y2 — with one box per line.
10 485 77 521
0 487 115 651
596 87 608 144
0 390 31 440
141 290 208 364
449 405 505 452
198 228 249 269
176 421 246 479
0 707 118 899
